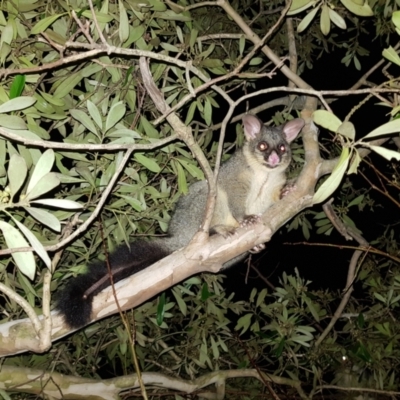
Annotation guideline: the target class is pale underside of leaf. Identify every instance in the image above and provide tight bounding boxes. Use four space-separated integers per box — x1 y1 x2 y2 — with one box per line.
313 148 350 204
0 220 36 280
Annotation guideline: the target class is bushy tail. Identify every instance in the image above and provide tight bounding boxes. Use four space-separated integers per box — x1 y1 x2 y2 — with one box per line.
56 240 169 328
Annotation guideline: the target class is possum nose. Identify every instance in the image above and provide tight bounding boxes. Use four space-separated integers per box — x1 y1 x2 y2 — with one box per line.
268 151 280 166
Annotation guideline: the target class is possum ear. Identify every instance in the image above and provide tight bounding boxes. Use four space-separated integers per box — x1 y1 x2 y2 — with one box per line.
242 114 263 140
282 119 305 143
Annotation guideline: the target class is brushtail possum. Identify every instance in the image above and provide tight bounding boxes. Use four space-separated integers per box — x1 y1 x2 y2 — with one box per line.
57 114 304 328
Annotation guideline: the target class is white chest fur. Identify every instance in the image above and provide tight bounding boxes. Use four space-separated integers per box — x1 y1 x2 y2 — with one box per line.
243 151 286 215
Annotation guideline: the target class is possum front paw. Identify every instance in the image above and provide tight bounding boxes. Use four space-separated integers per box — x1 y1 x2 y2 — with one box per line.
240 215 265 253
249 243 266 253
280 180 297 198
240 214 261 228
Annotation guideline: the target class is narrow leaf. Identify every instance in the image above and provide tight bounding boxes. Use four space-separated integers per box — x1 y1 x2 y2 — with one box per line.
313 147 350 204
70 109 98 136
320 4 331 35
9 75 26 99
337 121 355 140
340 0 374 16
0 221 36 279
363 118 400 139
0 115 27 129
8 154 27 197
0 97 36 113
329 8 347 29
289 0 314 14
369 145 400 161
297 6 320 33
24 207 61 232
312 110 342 132
27 149 55 193
31 14 65 34
25 173 60 201
382 46 400 67
31 198 82 209
105 102 126 132
134 153 161 173
12 217 51 269
119 0 129 43
87 100 103 130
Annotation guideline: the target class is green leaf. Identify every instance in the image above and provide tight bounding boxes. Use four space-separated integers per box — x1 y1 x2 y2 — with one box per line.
249 57 263 66
172 288 187 316
153 10 192 21
175 160 187 194
87 100 103 130
392 10 400 30
337 121 355 140
0 97 36 113
382 46 400 67
27 149 55 194
177 158 204 180
189 28 198 49
320 4 331 35
118 195 143 211
141 116 159 138
31 14 66 34
185 101 197 125
235 313 252 335
134 153 161 173
0 388 12 400
8 154 27 197
1 19 14 46
297 6 320 33
70 109 98 136
0 220 35 280
107 129 141 139
312 110 342 132
0 115 27 129
288 0 314 15
25 172 60 201
256 288 268 308
119 0 129 43
160 42 180 52
329 8 347 29
31 198 82 209
348 194 364 207
369 145 400 161
156 292 166 326
313 147 350 204
9 75 26 99
129 25 145 44
239 35 245 56
12 217 51 269
363 118 400 139
39 91 65 107
105 102 126 132
81 11 114 23
75 167 96 187
201 282 212 300
348 149 361 174
303 296 320 322
340 0 373 16
24 207 61 232
204 98 212 126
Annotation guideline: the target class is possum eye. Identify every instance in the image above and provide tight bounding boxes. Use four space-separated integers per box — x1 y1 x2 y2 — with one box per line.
278 143 286 153
258 141 268 151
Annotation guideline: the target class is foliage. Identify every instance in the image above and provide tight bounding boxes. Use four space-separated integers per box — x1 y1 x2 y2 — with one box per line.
0 0 399 399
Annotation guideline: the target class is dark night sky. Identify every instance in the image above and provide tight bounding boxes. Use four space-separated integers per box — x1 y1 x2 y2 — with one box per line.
225 26 397 295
